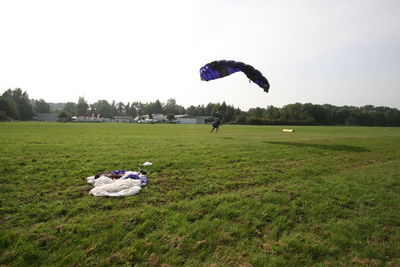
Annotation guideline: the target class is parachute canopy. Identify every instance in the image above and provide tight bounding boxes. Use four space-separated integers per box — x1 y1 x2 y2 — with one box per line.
200 60 269 92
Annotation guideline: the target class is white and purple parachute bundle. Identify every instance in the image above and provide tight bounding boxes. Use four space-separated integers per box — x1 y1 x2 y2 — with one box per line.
86 162 152 197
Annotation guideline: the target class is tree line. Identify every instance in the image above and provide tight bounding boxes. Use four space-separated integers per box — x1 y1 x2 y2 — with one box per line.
1 88 400 126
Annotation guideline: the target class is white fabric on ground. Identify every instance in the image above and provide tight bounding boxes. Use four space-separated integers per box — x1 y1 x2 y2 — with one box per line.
94 176 114 187
86 171 145 197
86 175 96 184
90 179 142 197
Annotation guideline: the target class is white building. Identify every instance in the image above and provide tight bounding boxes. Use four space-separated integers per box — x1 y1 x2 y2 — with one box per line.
113 116 134 123
179 117 205 124
35 113 59 122
176 115 216 124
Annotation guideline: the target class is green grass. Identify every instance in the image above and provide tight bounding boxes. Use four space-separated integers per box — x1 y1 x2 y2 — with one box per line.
1 122 399 266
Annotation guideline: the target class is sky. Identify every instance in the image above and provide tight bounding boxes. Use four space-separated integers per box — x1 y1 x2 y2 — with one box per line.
1 0 399 110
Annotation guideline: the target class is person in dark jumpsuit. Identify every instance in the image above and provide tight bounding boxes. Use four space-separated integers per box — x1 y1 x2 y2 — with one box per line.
210 120 221 132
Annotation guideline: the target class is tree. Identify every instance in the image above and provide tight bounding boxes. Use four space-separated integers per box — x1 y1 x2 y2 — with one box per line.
131 102 146 116
281 103 314 123
0 111 9 121
223 105 237 123
265 105 280 120
49 103 65 113
76 97 88 116
154 100 163 114
8 88 33 120
186 105 198 117
117 102 125 116
63 102 76 115
90 100 112 118
205 103 214 116
167 114 175 122
125 102 138 117
210 103 221 117
248 107 265 118
234 114 248 124
33 99 51 113
111 101 118 117
303 103 327 124
220 101 227 116
58 111 72 122
146 100 164 115
164 98 185 115
0 94 19 120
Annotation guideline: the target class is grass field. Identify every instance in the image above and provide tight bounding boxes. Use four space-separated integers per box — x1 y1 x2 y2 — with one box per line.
1 122 400 266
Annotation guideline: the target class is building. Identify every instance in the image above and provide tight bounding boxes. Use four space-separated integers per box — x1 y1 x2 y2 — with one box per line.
177 116 216 124
35 113 59 122
179 117 205 124
113 116 134 123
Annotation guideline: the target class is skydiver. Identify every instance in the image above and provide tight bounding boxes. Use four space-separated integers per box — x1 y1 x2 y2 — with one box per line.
210 120 221 133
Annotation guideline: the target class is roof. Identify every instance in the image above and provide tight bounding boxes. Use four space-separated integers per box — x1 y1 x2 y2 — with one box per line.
174 114 189 118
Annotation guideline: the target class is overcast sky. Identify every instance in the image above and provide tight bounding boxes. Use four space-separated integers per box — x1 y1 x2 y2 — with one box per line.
1 0 399 110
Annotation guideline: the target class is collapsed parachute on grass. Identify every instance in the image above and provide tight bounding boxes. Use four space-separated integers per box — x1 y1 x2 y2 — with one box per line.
200 60 270 92
87 170 149 197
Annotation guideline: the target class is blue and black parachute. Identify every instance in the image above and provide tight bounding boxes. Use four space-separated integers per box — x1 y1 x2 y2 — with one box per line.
200 60 269 92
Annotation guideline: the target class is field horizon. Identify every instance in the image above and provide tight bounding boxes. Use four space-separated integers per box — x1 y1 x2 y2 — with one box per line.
1 122 399 266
